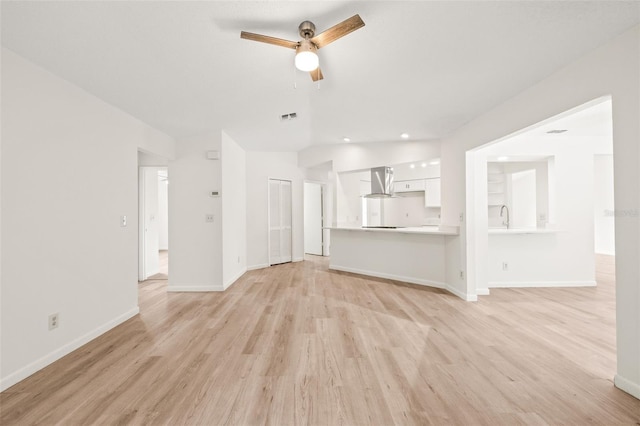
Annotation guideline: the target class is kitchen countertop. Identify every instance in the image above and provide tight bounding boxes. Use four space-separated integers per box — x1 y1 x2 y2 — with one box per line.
488 228 558 234
327 226 459 236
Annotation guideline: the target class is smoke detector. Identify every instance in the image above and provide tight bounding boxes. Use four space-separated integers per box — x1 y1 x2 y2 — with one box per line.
280 112 298 121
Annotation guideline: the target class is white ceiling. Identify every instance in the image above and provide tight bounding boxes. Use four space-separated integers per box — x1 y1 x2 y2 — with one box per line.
483 98 613 156
2 2 638 152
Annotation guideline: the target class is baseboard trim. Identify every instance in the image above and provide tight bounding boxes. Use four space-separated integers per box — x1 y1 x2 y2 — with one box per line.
329 264 477 302
293 257 304 263
167 285 221 292
247 263 269 271
476 288 490 296
445 284 478 302
223 268 247 290
614 374 640 400
0 307 139 392
488 280 597 288
329 264 447 289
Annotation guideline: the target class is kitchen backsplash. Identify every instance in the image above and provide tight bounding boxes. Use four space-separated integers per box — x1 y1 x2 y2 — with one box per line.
365 192 440 227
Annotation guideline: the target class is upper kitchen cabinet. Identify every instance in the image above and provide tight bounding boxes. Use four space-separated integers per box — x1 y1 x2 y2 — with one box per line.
394 179 425 193
425 178 441 207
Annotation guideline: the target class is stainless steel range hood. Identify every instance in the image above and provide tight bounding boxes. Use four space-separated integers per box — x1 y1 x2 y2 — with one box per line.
364 166 394 198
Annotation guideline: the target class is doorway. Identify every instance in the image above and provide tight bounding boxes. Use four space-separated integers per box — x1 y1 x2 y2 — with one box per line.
268 179 292 265
304 182 324 256
139 166 169 281
466 97 614 294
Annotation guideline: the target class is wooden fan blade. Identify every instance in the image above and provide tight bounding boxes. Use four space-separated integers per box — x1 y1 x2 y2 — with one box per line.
310 67 324 82
310 14 365 49
240 31 298 49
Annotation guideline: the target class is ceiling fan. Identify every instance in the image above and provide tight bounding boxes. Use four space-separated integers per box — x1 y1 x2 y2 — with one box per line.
240 14 365 82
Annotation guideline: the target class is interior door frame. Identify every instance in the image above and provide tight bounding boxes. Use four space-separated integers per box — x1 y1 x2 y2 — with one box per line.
138 167 147 281
267 177 293 266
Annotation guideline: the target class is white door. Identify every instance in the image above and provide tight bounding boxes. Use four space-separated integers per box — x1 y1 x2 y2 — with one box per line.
269 179 292 265
304 182 323 255
139 167 160 280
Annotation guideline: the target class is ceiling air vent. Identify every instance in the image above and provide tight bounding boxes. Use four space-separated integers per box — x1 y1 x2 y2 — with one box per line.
280 112 298 121
546 129 568 134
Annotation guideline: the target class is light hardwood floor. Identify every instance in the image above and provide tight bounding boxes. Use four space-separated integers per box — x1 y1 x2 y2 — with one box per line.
2 255 639 425
144 250 168 281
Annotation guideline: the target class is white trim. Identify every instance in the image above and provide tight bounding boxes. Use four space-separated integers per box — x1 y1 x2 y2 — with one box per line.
0 307 139 392
476 288 491 296
595 250 615 256
445 284 478 301
247 263 269 271
293 257 304 263
614 374 640 400
329 264 447 289
488 280 597 288
138 168 147 281
223 268 246 290
329 265 477 302
167 284 222 292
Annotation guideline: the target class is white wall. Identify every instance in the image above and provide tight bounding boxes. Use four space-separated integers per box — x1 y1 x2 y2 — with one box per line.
440 27 639 398
299 139 441 172
0 48 175 391
246 152 304 269
335 170 367 227
138 150 169 167
168 134 222 291
594 155 615 255
221 131 247 288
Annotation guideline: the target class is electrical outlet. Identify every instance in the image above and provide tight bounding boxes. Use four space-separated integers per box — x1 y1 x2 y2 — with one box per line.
459 213 464 222
49 313 59 330
459 270 465 279
539 213 547 222
205 214 214 223
120 215 127 227
502 262 509 271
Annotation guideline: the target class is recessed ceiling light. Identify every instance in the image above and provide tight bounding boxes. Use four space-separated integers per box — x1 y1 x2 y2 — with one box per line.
400 133 409 139
497 156 509 162
421 163 427 168
429 159 440 165
343 137 351 142
410 164 415 169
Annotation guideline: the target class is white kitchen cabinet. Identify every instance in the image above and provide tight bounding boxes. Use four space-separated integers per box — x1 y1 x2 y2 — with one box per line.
425 177 441 207
394 179 425 193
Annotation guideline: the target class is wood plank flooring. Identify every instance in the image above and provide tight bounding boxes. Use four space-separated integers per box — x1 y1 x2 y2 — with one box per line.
2 254 639 425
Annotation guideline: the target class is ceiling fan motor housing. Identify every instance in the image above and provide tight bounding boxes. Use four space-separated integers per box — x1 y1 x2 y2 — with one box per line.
298 21 316 39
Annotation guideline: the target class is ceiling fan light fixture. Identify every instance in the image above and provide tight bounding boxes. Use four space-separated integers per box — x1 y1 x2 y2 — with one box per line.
295 40 319 71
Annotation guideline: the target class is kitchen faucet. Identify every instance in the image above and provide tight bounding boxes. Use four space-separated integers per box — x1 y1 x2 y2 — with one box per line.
500 205 510 229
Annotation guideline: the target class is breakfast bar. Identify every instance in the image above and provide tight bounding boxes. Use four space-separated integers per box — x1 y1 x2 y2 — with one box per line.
328 226 458 291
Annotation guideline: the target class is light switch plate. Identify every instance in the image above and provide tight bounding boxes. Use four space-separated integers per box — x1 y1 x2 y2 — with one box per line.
121 215 127 227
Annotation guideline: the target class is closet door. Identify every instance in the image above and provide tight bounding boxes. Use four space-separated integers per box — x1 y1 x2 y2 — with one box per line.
269 179 292 265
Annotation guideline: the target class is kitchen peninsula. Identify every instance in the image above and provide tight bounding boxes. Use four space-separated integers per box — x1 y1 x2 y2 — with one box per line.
328 225 459 294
